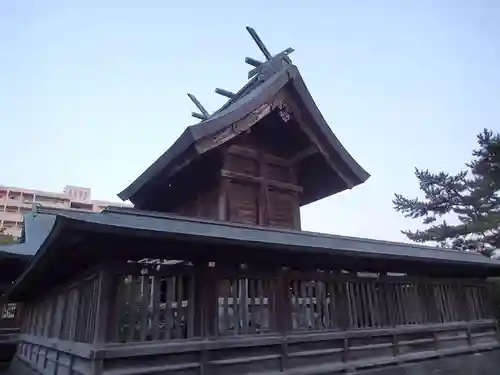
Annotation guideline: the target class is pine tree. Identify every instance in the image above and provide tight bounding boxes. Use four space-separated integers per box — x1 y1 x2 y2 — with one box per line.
393 129 500 256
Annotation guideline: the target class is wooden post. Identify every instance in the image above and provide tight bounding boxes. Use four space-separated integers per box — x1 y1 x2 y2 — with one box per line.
218 178 229 221
193 263 217 338
258 151 268 226
276 269 290 372
93 268 113 346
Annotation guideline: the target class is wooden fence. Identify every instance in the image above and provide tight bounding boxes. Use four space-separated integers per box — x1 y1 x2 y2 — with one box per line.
60 264 494 344
13 263 500 375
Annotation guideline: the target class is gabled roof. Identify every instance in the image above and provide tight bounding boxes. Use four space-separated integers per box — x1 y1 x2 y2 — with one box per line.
118 29 369 207
5 206 500 300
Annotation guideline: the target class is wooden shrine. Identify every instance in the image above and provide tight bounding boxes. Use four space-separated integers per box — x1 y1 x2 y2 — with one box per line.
3 27 500 375
0 247 29 363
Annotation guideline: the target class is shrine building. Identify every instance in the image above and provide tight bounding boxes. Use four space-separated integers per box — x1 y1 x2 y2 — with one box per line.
2 27 500 375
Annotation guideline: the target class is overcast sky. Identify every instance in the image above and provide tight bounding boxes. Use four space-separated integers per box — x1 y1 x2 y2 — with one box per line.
1 1 499 242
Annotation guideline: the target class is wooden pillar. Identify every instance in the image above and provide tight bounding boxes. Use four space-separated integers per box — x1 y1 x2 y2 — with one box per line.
93 268 113 345
193 263 217 338
335 280 350 330
218 178 229 221
276 268 290 333
275 268 291 372
258 151 268 226
193 264 205 337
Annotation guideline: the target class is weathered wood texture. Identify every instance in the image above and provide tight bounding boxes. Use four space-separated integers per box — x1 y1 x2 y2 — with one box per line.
14 261 500 375
169 136 302 230
21 274 99 344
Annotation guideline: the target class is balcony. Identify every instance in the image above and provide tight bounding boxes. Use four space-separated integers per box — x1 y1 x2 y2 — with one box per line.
0 212 22 223
35 200 69 209
0 198 30 209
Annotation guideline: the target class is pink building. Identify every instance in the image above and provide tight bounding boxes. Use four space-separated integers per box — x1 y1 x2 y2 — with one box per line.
0 185 131 238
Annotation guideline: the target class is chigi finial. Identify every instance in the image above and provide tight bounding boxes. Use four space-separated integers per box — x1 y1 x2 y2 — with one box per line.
244 26 294 79
214 88 236 99
188 27 295 121
187 93 210 121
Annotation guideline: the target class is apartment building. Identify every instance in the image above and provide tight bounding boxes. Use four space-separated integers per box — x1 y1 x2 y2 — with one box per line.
0 185 131 238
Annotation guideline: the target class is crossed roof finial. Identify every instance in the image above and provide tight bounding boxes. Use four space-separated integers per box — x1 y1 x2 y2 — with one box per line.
188 27 295 121
243 26 294 79
187 93 209 121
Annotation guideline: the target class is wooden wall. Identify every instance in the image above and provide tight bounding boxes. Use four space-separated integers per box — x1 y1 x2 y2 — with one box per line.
170 187 220 220
102 263 494 342
169 137 302 230
14 261 500 375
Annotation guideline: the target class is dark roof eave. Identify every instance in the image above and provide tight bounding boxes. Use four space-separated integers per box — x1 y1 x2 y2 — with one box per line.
0 250 31 262
286 65 370 187
118 65 370 204
118 71 292 203
117 128 196 202
9 209 500 300
37 209 500 270
6 215 64 300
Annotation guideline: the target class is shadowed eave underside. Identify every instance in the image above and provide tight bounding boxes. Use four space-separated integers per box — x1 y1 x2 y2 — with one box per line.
5 206 500 300
118 63 370 207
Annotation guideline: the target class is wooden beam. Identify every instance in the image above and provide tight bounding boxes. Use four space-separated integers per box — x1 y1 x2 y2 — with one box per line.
246 26 273 60
191 112 207 121
221 169 303 193
18 334 95 358
215 88 236 99
187 93 209 119
227 145 289 167
245 57 263 68
288 144 318 166
247 65 262 79
195 101 274 154
246 47 295 79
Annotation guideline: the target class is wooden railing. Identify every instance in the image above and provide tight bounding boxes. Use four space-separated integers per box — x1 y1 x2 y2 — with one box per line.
98 264 495 344
107 273 196 342
21 275 99 343
285 274 492 331
16 319 500 375
18 265 495 343
14 263 500 375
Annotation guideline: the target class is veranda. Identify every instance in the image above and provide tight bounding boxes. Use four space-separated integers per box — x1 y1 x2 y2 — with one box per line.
12 209 499 375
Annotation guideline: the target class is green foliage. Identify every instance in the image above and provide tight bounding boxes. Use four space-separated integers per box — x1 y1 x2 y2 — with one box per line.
393 129 500 256
0 228 16 245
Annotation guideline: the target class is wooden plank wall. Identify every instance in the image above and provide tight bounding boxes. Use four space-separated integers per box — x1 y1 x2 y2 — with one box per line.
168 140 302 230
223 144 301 229
21 276 99 343
16 273 100 375
13 262 500 375
101 263 494 344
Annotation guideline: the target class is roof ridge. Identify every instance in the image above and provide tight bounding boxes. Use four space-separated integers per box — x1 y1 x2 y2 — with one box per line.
187 27 295 122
